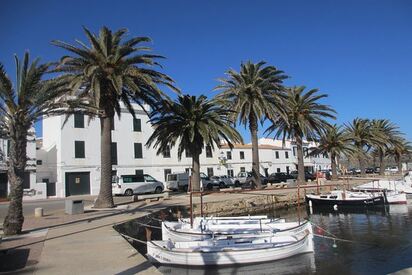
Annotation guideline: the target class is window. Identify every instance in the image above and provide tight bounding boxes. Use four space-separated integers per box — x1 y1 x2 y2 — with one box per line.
111 142 117 165
23 172 30 189
36 160 42 165
304 148 308 157
112 170 117 183
164 169 172 181
277 168 281 173
286 166 290 174
110 118 115 130
227 169 234 177
207 167 214 177
6 139 10 157
134 143 143 158
293 147 297 156
226 151 232 160
74 113 84 128
185 168 190 174
285 151 289 159
135 169 144 175
185 150 192 158
133 118 141 132
144 175 157 182
240 151 245 160
163 146 171 158
122 174 144 183
75 141 85 158
240 167 245 172
275 151 279 159
323 152 328 158
206 145 213 158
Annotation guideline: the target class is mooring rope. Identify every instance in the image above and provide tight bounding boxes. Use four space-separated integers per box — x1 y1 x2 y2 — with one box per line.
118 232 148 245
132 220 162 230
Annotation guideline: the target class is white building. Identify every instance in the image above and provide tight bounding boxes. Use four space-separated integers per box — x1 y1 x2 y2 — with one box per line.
0 131 37 199
37 104 331 198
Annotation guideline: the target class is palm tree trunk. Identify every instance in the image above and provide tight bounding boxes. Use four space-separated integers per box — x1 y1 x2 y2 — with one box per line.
396 155 402 175
295 134 305 184
94 116 114 208
379 149 385 176
358 146 365 176
249 112 262 189
331 152 338 181
3 124 27 235
191 151 201 192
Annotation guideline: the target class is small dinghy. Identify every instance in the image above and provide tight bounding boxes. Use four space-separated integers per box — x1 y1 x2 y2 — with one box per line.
162 219 311 242
306 190 386 207
147 230 313 266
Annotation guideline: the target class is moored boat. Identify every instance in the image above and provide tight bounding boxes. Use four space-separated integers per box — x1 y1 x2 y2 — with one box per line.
147 230 313 266
162 219 311 242
305 190 386 207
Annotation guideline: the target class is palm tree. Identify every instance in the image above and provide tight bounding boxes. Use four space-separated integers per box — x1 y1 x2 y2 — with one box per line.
0 53 71 235
345 118 377 176
387 137 412 174
146 95 243 192
266 86 336 183
52 26 177 208
310 125 354 180
370 119 400 175
215 61 287 188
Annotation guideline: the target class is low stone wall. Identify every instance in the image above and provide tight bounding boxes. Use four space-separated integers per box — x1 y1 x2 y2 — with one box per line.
192 180 368 216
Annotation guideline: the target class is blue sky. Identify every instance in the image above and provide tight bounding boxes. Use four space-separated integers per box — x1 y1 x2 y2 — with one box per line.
1 0 411 142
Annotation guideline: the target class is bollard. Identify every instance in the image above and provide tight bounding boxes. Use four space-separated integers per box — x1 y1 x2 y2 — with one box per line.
34 207 43 218
164 192 170 199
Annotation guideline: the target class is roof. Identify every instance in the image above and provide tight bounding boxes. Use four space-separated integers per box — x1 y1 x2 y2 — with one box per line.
220 143 286 150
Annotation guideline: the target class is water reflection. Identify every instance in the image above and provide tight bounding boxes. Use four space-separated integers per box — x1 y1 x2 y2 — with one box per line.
157 252 316 275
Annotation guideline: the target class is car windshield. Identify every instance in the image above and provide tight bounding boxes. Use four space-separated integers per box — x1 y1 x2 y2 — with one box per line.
167 174 177 181
144 175 157 182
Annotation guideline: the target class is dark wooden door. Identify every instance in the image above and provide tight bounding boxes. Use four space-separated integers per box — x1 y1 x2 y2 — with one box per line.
0 173 7 198
65 172 90 196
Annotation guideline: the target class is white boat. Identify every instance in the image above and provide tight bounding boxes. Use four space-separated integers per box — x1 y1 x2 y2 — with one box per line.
147 229 313 266
352 189 407 204
306 190 386 207
356 180 412 195
181 216 285 228
162 219 310 242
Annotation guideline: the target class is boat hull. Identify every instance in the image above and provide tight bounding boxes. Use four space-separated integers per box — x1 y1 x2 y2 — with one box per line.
147 233 313 266
305 195 386 207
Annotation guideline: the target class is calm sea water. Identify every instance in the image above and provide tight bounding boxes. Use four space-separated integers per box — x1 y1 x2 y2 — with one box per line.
115 203 412 275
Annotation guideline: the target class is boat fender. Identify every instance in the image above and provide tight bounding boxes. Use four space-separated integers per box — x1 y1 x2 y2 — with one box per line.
333 205 338 211
308 200 312 207
332 240 337 248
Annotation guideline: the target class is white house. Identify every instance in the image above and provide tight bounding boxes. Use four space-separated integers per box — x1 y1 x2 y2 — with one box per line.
37 104 331 198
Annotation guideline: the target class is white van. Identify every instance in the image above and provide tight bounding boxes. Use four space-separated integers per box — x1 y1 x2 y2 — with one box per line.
166 173 189 191
166 172 215 191
112 174 164 196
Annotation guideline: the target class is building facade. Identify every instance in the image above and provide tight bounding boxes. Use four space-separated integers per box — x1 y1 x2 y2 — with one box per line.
37 104 331 198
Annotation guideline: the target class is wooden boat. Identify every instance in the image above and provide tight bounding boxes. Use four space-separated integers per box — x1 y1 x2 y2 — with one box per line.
305 190 386 207
162 219 311 242
351 188 407 204
147 230 313 266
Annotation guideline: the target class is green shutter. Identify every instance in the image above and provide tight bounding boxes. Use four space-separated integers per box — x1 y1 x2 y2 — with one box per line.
111 142 117 165
75 141 85 158
133 118 141 132
134 143 143 158
74 113 84 128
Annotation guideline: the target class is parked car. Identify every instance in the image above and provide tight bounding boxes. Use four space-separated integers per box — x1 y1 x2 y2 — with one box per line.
267 172 294 183
290 171 316 181
166 172 215 191
386 166 399 173
365 167 375 174
234 172 268 189
210 175 234 188
348 168 361 175
112 174 164 196
166 172 189 191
